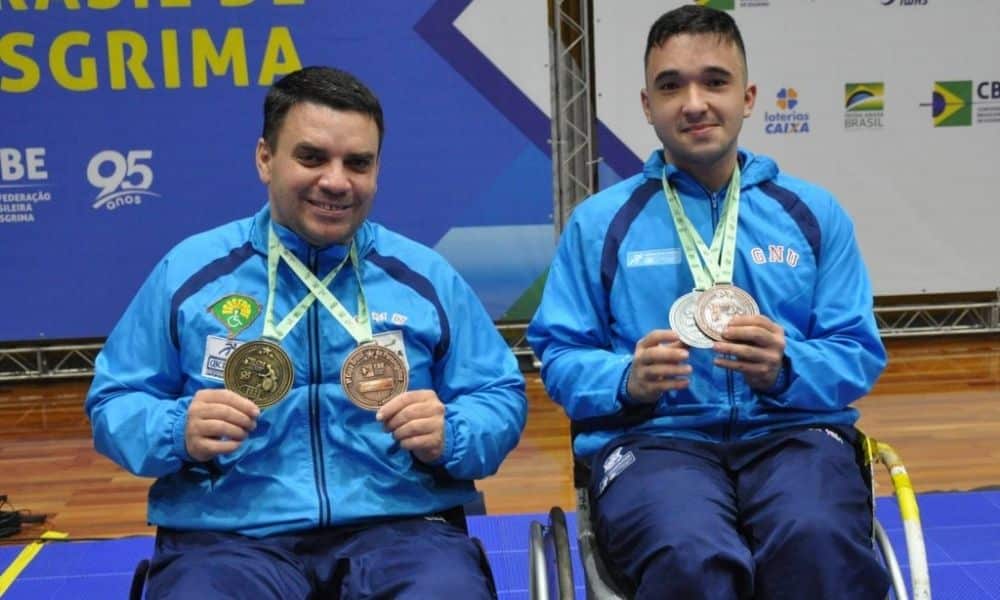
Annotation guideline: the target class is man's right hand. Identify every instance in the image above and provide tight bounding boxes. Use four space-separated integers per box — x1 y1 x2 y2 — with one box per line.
626 329 692 404
184 389 260 462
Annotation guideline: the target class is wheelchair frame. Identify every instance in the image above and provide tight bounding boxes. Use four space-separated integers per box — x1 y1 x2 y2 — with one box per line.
529 431 931 600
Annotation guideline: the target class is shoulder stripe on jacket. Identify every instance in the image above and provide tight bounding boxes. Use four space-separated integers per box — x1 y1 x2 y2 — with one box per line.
759 181 821 263
600 179 662 295
169 242 257 348
368 252 450 361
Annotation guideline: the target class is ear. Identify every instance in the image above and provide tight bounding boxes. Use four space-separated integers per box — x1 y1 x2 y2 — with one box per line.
640 88 653 124
255 138 272 185
743 82 757 119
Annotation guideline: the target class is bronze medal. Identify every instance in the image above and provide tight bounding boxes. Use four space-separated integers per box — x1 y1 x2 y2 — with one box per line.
341 343 409 411
223 339 294 409
693 284 760 341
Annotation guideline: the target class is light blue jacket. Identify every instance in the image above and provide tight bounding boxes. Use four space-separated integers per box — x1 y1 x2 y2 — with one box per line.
528 149 885 457
87 206 526 536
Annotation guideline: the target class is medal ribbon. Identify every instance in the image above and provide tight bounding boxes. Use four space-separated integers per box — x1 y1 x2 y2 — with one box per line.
661 166 741 290
262 226 372 344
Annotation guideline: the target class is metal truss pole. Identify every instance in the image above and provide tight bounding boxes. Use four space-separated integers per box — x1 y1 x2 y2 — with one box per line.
548 0 598 235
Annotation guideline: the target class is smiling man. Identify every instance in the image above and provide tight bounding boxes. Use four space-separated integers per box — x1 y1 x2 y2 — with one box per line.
528 5 889 599
86 66 527 599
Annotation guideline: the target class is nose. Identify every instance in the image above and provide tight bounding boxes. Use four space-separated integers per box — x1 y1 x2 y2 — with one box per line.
318 161 350 194
682 85 709 118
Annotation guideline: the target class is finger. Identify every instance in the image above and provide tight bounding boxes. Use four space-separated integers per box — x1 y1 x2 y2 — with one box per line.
635 362 693 382
390 417 442 442
641 377 691 393
398 433 442 453
714 355 769 374
635 329 681 350
191 419 251 442
377 390 438 423
189 402 258 432
194 389 261 419
383 401 443 433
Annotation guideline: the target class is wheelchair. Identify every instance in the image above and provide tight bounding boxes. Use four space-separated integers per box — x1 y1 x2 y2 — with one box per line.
529 427 931 600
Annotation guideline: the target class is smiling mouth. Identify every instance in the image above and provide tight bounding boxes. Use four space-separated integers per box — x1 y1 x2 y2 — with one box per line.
306 198 352 212
684 124 717 133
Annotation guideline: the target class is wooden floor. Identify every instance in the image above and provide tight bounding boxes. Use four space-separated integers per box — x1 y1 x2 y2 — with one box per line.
1 335 998 543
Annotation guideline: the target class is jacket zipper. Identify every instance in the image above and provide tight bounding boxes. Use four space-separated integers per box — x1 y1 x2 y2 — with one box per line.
709 190 738 442
307 249 332 525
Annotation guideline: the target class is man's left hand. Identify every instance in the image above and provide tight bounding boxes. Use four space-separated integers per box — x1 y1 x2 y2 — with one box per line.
376 390 446 464
713 315 786 391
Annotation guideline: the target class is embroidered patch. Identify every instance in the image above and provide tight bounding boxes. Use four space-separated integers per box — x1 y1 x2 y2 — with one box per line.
626 249 681 268
597 446 636 496
202 335 245 381
208 294 261 337
372 330 409 370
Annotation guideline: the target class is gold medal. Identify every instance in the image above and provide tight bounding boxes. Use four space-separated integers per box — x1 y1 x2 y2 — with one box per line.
341 343 409 411
693 284 760 341
223 339 294 409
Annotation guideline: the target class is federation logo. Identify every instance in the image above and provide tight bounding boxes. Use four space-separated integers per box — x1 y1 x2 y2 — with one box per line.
209 294 261 337
931 81 972 127
87 149 162 211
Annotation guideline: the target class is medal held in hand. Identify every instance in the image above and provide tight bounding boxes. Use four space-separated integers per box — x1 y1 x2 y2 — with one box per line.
341 343 409 411
668 291 715 348
662 165 759 345
224 339 294 409
693 284 760 341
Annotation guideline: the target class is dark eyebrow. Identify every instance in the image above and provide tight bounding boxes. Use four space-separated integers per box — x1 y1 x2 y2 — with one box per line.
293 143 325 155
346 152 377 163
652 65 734 86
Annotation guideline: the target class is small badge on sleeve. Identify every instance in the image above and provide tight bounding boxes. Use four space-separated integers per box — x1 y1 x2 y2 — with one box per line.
208 294 261 337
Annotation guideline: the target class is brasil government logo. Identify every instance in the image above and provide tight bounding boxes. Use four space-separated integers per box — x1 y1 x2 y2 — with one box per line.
845 82 885 130
931 81 971 127
209 294 261 337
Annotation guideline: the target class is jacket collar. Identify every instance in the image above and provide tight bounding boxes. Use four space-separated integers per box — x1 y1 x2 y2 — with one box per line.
642 148 779 195
248 204 374 267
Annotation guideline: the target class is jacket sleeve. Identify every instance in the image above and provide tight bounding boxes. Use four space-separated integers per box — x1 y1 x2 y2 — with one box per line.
85 258 196 478
431 273 527 480
526 214 633 420
762 200 886 411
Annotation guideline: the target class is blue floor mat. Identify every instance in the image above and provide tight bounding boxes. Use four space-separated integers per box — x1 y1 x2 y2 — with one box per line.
2 490 998 599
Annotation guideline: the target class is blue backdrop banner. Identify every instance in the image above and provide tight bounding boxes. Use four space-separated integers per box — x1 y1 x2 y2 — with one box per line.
0 1 554 341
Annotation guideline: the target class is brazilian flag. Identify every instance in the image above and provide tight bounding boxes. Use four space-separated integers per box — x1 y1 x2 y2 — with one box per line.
932 81 972 127
696 0 735 10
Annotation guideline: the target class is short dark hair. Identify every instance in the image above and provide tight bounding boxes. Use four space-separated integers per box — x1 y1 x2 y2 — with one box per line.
644 5 747 74
262 66 384 152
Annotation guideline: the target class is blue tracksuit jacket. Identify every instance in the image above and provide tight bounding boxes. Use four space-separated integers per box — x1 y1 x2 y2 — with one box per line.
86 206 527 536
528 149 885 457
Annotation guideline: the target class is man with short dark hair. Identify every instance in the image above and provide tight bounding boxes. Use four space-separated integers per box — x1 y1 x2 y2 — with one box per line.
528 6 889 598
87 66 526 599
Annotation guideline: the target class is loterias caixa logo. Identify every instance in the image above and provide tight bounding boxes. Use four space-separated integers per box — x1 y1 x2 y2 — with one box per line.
764 87 810 135
87 149 161 211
